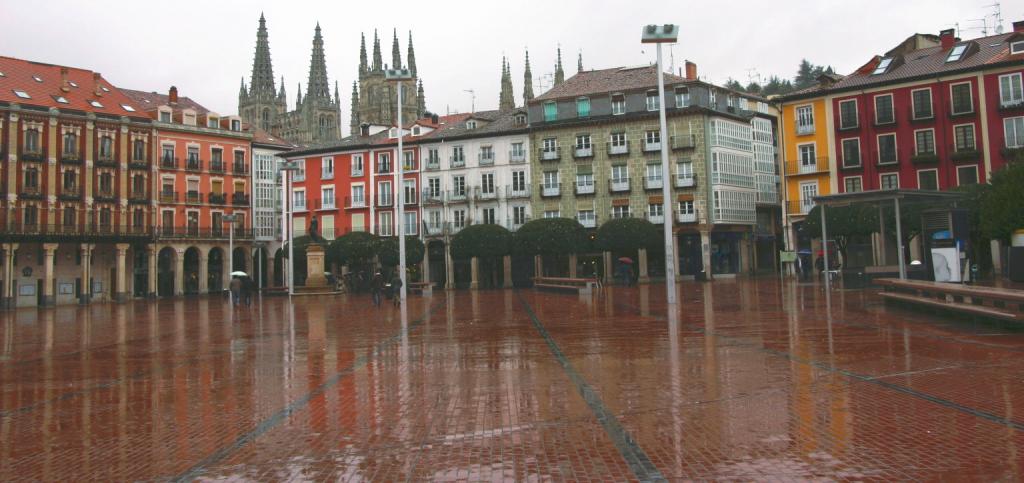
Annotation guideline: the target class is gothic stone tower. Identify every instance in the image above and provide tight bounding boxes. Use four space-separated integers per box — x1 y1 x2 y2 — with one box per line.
351 29 423 134
239 13 287 132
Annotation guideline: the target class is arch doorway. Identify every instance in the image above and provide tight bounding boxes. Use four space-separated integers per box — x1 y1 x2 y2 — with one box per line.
208 247 224 293
183 247 201 295
157 247 176 297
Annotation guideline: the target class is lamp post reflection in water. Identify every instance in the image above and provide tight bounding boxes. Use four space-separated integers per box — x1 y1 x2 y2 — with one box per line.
667 306 683 476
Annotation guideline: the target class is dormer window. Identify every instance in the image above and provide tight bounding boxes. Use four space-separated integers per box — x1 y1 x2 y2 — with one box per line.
207 117 219 128
101 86 110 93
32 75 42 83
231 119 241 131
389 127 398 138
514 113 526 125
872 57 893 75
946 44 967 62
1013 41 1024 55
466 120 477 129
646 91 660 111
13 89 30 99
89 100 103 108
183 113 196 125
412 126 421 135
53 95 69 104
159 111 171 122
121 104 136 112
68 81 78 88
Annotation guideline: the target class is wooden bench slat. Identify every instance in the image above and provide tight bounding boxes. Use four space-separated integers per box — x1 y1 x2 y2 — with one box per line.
877 278 1024 303
879 292 1022 322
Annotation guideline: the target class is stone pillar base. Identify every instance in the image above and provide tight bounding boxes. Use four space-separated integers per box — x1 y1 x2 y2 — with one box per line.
1 297 11 309
114 292 129 303
469 281 479 290
79 295 90 305
40 295 55 307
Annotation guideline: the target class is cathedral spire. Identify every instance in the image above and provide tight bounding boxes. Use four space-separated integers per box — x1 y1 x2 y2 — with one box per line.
577 51 583 73
417 79 425 117
249 13 276 99
238 77 247 100
391 29 402 71
278 76 286 100
372 29 383 72
296 82 302 106
350 81 360 135
499 57 515 111
523 49 534 103
407 31 417 77
359 32 368 78
306 23 331 103
554 46 565 86
334 80 340 105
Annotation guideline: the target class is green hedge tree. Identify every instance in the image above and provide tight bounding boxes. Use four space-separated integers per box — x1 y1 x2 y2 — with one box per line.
593 218 660 254
802 204 877 263
450 224 512 260
980 162 1024 243
512 217 587 256
328 231 378 268
375 236 425 267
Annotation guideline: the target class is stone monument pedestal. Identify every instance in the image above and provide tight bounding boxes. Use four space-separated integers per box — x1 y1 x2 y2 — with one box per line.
304 243 328 288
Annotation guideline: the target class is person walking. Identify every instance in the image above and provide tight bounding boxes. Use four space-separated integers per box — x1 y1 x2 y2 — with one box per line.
370 272 385 307
229 276 242 306
242 276 253 306
390 273 403 307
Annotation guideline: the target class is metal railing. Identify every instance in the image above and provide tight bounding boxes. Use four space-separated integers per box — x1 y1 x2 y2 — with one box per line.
208 192 227 204
644 175 663 190
575 180 595 195
671 134 696 150
210 160 225 173
156 226 255 239
478 152 495 166
509 150 527 164
642 140 662 152
540 183 561 197
450 155 465 168
344 196 367 208
233 163 249 175
232 192 250 206
609 178 630 192
795 122 815 135
675 173 696 188
160 156 179 169
185 158 203 171
539 147 561 161
784 157 831 176
606 141 629 156
7 224 154 238
573 145 593 158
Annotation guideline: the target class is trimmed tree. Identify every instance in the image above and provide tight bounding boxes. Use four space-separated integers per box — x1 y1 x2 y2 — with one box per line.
512 217 587 256
593 218 660 254
450 224 512 260
980 162 1024 243
375 236 425 268
802 204 878 263
328 231 378 268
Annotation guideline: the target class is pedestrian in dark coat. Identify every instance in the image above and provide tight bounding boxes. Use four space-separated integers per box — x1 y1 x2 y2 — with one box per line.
370 272 385 307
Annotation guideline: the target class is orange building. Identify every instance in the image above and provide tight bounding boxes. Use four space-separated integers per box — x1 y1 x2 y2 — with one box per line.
123 87 253 296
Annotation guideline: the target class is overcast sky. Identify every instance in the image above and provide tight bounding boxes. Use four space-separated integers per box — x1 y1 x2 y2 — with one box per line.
3 0 1018 132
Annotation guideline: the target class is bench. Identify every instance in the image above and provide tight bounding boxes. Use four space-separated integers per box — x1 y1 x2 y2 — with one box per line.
876 278 1024 322
533 277 598 295
408 281 433 296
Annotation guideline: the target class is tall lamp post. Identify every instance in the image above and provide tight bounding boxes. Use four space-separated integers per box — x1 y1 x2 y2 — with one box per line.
222 213 241 278
385 68 413 302
642 24 679 305
279 160 301 297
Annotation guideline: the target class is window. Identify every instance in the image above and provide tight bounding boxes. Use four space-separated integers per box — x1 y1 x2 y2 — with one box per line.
798 144 817 170
62 170 77 190
13 89 30 99
676 160 693 181
377 152 391 173
478 146 493 164
675 87 690 108
576 171 594 190
512 171 526 193
378 211 393 236
946 44 967 62
481 208 496 225
880 173 899 190
61 206 76 227
351 185 365 206
647 203 663 221
466 120 477 129
878 134 897 164
874 94 894 124
844 176 862 193
187 147 199 162
911 89 933 119
709 89 716 106
63 132 78 155
514 114 526 125
543 102 557 121
378 181 392 206
954 124 976 151
799 182 818 213
510 142 524 161
950 83 973 115
404 212 418 235
99 208 112 228
453 210 467 228
24 205 38 226
321 187 335 209
543 170 559 187
610 132 627 148
727 95 736 109
917 170 938 190
872 57 893 75
543 210 559 219
575 134 591 149
1013 41 1024 55
321 157 334 179
646 91 660 111
612 205 630 219
999 73 1023 107
89 100 103 108
480 173 494 195
23 167 38 188
645 164 662 182
25 129 40 152
576 97 590 117
914 130 935 155
293 190 306 210
351 154 364 176
542 137 557 152
513 206 527 225
161 145 174 164
795 105 814 134
159 111 171 123
957 165 978 186
645 130 661 146
838 100 858 129
1005 117 1024 148
53 95 69 104
611 165 629 183
208 117 219 128
98 172 112 193
841 139 861 168
133 209 144 228
133 140 145 161
403 179 416 204
453 175 466 196
451 145 464 164
678 201 694 215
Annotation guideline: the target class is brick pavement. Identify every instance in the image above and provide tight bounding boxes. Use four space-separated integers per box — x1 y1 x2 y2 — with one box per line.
1 280 1024 481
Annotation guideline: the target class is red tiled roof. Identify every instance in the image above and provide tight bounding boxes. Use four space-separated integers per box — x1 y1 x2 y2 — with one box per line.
0 56 146 116
119 88 213 116
531 65 689 103
248 125 296 148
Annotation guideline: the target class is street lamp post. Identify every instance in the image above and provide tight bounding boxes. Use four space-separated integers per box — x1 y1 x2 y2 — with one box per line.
222 213 240 279
279 160 301 297
385 68 414 302
642 24 679 305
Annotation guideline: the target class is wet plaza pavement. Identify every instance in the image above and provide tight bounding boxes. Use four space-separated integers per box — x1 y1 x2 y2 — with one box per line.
2 279 1024 481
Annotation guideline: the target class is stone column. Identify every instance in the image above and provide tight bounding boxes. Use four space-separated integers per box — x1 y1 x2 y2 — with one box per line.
444 243 455 290
739 234 751 275
421 243 431 284
40 243 58 307
173 248 185 296
672 235 682 281
221 246 231 292
700 230 712 280
991 239 1003 276
602 251 613 284
2 243 18 309
80 244 93 304
503 255 513 288
469 257 480 290
638 248 650 284
534 255 543 278
568 253 578 278
147 245 158 298
115 243 129 302
198 251 209 294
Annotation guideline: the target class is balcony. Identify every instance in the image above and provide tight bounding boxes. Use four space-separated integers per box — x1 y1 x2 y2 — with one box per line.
795 123 815 136
478 152 495 166
540 183 560 197
607 141 629 156
425 159 440 171
95 154 117 167
420 189 442 204
642 139 662 153
186 158 204 172
60 152 82 164
20 149 45 162
129 190 148 203
156 226 255 240
423 222 445 236
208 192 227 205
474 186 498 201
647 212 665 224
509 150 527 164
644 176 663 190
95 189 117 202
450 156 465 168
677 210 697 223
233 163 249 175
377 195 393 207
577 215 596 228
950 144 981 162
573 145 593 159
999 98 1024 112
209 160 225 173
19 186 43 199
671 134 696 150
609 178 630 193
910 152 939 165
785 157 831 176
1000 146 1024 162
160 156 179 169
4 223 155 240
129 157 149 169
575 181 595 195
506 185 530 199
539 147 561 162
787 199 816 215
185 191 202 204
448 190 468 203
344 196 367 208
59 185 81 200
675 173 696 188
158 191 178 203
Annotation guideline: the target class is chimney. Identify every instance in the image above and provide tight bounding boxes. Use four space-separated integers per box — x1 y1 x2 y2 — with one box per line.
60 67 70 92
93 72 103 96
431 113 439 124
1014 20 1024 33
168 86 179 105
684 61 697 81
940 29 956 50
360 122 370 137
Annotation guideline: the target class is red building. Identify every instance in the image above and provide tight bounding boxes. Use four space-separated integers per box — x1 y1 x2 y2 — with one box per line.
822 24 1024 193
0 56 153 307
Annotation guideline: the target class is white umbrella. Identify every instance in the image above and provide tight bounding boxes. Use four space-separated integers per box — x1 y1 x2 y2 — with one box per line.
230 271 248 277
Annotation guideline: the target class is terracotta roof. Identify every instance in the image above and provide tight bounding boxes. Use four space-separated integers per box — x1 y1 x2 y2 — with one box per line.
248 126 296 149
119 87 213 116
424 108 529 141
532 65 689 103
0 55 146 116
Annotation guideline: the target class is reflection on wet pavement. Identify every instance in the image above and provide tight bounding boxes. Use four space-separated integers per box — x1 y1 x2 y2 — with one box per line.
2 279 1024 481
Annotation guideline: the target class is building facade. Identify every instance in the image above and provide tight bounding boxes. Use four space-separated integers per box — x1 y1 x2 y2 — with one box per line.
239 15 342 146
527 63 779 278
1 57 154 307
250 128 294 288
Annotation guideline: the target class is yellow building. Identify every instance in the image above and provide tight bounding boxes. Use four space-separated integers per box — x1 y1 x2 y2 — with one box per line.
777 93 835 255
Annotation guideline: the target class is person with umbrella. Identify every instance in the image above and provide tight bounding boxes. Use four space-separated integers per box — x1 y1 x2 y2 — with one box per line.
229 275 242 306
617 257 634 286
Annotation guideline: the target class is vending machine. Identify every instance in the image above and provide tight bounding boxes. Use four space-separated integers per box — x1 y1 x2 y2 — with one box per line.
921 208 970 283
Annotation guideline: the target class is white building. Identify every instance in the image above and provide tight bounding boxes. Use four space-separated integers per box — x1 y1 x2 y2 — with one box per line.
250 128 295 288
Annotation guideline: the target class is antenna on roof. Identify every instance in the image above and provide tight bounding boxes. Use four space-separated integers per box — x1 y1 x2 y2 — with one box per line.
745 68 761 86
463 89 475 113
987 1 1004 34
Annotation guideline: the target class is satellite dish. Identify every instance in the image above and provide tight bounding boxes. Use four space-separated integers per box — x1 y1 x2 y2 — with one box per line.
996 24 1004 34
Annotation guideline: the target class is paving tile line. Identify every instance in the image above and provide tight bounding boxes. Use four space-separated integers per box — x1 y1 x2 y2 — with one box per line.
515 291 667 483
168 299 447 483
612 299 1024 432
